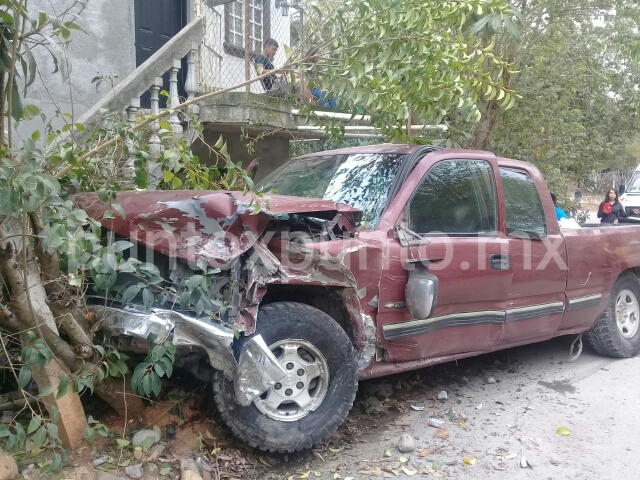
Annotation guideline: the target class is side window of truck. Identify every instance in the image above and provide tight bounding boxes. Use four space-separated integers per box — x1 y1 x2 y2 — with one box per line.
499 167 547 237
408 160 497 235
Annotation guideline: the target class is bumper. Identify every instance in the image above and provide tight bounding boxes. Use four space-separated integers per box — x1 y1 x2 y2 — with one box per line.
99 305 286 406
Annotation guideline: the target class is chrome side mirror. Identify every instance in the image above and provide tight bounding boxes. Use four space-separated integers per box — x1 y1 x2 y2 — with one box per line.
405 262 438 320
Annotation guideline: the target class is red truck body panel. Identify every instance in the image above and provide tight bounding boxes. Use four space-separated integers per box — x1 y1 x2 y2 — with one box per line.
76 146 640 380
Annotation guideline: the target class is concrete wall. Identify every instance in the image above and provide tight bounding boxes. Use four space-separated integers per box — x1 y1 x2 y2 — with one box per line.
193 128 290 182
17 0 136 138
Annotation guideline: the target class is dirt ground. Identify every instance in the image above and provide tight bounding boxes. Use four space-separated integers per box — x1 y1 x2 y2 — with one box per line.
44 334 636 480
263 336 640 480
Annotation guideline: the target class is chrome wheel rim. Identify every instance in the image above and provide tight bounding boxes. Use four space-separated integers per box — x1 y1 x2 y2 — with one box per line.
616 289 640 339
253 339 330 422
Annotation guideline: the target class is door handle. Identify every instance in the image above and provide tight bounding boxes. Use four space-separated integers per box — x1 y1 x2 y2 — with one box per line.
489 254 510 271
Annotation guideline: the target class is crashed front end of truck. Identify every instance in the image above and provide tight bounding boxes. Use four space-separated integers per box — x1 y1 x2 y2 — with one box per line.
75 190 377 408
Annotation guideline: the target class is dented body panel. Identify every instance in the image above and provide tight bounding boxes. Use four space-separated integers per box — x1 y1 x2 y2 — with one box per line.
76 145 640 385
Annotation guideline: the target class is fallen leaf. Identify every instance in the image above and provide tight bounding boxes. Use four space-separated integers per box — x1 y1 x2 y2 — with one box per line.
210 448 221 456
383 450 391 458
556 426 571 436
410 404 425 411
313 451 325 462
134 449 143 461
459 421 466 428
419 448 431 457
520 456 531 468
399 456 408 464
476 403 483 410
300 472 311 479
434 427 449 439
505 452 518 460
333 474 340 479
259 457 273 467
118 459 131 467
205 430 215 440
329 447 344 453
463 457 477 465
401 466 417 476
159 467 171 476
467 394 475 398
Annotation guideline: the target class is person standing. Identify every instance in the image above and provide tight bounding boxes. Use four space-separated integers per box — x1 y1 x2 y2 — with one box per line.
551 193 568 221
597 189 639 224
575 187 582 208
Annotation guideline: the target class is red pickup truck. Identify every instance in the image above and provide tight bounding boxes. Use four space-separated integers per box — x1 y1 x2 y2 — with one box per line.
78 145 640 453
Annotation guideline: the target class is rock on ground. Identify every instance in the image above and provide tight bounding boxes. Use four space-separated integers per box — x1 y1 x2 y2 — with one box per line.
96 472 126 480
124 464 144 479
0 449 17 480
396 433 416 453
180 459 202 480
131 430 161 447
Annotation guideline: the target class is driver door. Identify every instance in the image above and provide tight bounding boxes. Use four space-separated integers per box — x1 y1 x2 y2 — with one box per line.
375 153 512 363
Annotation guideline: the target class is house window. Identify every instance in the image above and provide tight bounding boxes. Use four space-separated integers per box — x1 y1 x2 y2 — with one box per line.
225 0 270 57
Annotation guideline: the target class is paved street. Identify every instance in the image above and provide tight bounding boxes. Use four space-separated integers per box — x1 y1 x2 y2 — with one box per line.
269 336 640 480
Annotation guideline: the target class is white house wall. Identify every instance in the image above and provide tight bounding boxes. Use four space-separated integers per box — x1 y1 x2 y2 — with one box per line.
17 0 136 138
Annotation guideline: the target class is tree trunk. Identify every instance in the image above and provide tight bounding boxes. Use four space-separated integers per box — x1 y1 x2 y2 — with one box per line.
468 95 503 150
0 214 145 420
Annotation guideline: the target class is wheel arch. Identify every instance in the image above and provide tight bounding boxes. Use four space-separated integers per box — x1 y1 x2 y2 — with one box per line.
260 284 376 371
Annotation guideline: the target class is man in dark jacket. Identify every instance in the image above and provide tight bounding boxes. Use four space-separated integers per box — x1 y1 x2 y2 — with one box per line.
254 38 279 92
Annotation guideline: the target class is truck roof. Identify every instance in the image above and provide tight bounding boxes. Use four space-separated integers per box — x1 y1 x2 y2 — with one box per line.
299 144 536 173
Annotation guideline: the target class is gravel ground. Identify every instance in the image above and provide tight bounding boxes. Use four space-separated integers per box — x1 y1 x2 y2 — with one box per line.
269 336 640 480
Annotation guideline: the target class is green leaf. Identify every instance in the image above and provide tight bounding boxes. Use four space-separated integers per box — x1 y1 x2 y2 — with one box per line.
151 373 161 397
38 385 53 397
112 203 126 220
556 426 571 436
31 130 40 142
121 285 141 305
21 104 40 121
46 423 59 442
32 426 47 449
160 467 171 476
143 288 154 309
470 15 491 33
18 366 32 389
56 373 69 399
116 438 131 447
142 372 152 396
27 415 42 434
0 187 19 215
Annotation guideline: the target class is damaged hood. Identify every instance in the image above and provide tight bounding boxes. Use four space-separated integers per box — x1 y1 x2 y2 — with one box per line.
73 190 362 267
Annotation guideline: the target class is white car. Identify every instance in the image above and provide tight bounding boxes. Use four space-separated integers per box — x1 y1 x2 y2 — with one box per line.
619 166 640 221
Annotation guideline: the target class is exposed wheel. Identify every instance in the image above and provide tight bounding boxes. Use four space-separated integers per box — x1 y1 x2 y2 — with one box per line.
586 273 640 358
213 302 358 453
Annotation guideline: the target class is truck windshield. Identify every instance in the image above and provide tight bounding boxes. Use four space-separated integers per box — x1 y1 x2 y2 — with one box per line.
258 153 406 226
626 171 640 193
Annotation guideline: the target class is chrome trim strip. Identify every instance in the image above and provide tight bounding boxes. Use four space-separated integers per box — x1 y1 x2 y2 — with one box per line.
382 310 504 340
506 302 565 322
567 294 602 311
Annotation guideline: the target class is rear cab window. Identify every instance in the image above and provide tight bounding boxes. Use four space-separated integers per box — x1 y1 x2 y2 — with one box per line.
499 167 547 238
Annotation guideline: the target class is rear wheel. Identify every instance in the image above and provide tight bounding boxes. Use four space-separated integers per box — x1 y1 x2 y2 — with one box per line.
213 302 358 453
586 273 640 358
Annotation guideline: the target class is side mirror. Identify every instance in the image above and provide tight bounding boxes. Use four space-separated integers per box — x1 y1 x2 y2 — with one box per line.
405 263 438 320
619 184 626 195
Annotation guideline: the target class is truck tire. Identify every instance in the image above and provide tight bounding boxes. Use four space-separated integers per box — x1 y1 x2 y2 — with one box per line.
586 273 640 358
212 302 358 453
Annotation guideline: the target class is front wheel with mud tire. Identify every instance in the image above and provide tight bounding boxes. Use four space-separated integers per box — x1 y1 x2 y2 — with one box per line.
213 302 358 453
586 272 640 358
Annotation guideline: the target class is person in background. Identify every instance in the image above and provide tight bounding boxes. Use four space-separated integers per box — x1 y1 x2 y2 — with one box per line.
597 189 640 224
254 38 280 93
574 187 582 208
551 193 568 221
